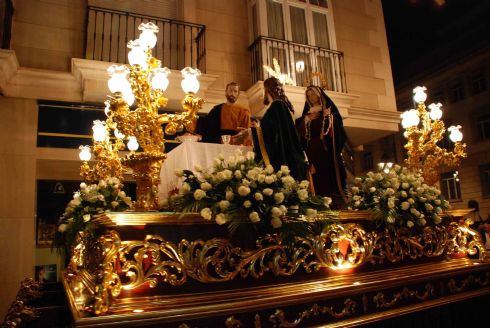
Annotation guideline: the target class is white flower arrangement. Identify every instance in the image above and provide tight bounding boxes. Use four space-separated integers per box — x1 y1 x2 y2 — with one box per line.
348 165 450 231
177 150 332 239
55 177 132 256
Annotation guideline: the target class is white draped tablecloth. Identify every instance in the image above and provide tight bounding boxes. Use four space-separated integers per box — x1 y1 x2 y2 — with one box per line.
158 142 252 201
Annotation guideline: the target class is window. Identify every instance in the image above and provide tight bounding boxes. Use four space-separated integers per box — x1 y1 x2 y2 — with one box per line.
289 6 308 44
471 72 487 95
440 171 462 201
363 152 373 172
480 164 490 197
312 11 330 48
449 81 465 103
266 0 285 39
477 113 490 140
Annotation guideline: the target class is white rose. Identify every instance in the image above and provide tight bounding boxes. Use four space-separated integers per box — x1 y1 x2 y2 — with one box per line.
194 189 206 200
408 198 415 204
111 201 119 208
258 174 266 183
410 208 420 217
274 192 285 204
218 153 224 160
436 207 442 214
386 188 395 196
97 194 105 201
246 151 255 161
234 170 242 179
402 182 410 189
118 191 126 198
175 169 184 177
249 211 260 223
305 208 317 216
255 192 264 201
386 216 395 224
238 186 251 196
70 198 81 207
215 213 227 225
369 187 376 193
299 180 309 189
98 180 107 188
80 182 87 189
58 224 68 232
243 200 252 208
280 166 290 175
83 214 91 222
223 169 233 180
418 218 427 226
425 203 433 211
406 220 414 228
297 189 308 201
242 179 251 187
219 200 230 210
324 197 332 206
271 216 282 228
200 182 212 191
401 202 410 210
387 200 395 209
226 190 234 201
263 188 273 196
419 197 427 203
265 165 274 174
279 205 288 214
351 186 360 194
271 206 282 217
200 208 212 220
433 214 442 224
265 175 275 184
400 191 407 198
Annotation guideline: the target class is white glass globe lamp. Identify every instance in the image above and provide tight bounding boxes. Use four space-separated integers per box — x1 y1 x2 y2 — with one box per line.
107 65 131 94
151 67 171 91
127 39 147 70
428 103 443 120
181 67 201 94
413 86 427 104
448 125 463 143
401 109 420 128
78 145 91 161
138 22 159 49
127 136 139 151
92 120 107 142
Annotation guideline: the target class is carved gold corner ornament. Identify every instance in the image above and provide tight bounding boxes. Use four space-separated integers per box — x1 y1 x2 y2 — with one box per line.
2 278 43 328
65 215 487 315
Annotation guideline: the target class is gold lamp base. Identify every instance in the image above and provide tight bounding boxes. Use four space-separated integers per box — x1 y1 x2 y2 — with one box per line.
122 152 166 211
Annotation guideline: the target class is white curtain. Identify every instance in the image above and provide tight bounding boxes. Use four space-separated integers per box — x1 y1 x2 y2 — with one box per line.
289 6 308 44
267 0 285 39
313 11 330 48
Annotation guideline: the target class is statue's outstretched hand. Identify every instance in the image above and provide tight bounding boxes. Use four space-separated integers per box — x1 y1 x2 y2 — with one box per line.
231 127 250 145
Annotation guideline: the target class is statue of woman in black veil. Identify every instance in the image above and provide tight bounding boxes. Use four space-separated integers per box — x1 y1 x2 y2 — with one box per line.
295 85 347 209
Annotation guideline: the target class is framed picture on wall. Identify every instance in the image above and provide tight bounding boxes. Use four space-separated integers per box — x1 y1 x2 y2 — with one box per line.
35 264 57 283
35 180 137 247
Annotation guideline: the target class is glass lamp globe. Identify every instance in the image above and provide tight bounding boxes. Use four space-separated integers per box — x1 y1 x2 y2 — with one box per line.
181 67 201 94
428 103 443 120
151 67 171 91
295 60 305 73
127 39 147 70
448 125 463 142
138 22 159 49
401 109 420 128
413 86 427 103
114 129 125 139
127 136 139 151
122 88 135 106
107 65 131 94
92 120 107 142
78 145 91 161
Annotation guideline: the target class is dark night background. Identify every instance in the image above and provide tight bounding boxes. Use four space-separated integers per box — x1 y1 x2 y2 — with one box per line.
381 0 490 88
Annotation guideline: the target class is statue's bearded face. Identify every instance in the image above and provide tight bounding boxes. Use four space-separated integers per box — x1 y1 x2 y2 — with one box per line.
225 85 240 103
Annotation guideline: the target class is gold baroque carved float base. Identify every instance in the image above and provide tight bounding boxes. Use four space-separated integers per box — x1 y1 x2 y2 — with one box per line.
63 258 490 327
62 210 489 326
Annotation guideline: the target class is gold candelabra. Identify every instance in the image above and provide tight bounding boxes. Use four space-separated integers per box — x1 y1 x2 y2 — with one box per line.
79 22 203 210
401 86 466 186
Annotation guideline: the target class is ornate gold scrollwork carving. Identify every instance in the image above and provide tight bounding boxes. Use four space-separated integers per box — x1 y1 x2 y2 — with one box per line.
2 279 43 328
447 272 490 293
373 283 434 309
268 299 356 327
446 221 486 260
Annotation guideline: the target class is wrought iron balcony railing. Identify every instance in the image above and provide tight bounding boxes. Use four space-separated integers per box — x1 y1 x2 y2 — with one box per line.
1 0 14 49
85 6 206 72
249 36 346 92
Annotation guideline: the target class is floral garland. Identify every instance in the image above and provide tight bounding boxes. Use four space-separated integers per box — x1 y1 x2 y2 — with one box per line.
54 177 132 259
175 150 333 245
348 165 450 232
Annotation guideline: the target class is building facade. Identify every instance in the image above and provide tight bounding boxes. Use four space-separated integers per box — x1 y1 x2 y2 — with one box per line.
0 0 399 316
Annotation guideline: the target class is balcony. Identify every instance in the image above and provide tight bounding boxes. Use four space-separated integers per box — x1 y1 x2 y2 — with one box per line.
249 36 346 92
85 6 206 72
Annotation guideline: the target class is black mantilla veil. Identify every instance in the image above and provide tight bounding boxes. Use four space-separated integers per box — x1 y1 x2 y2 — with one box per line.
298 85 348 208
